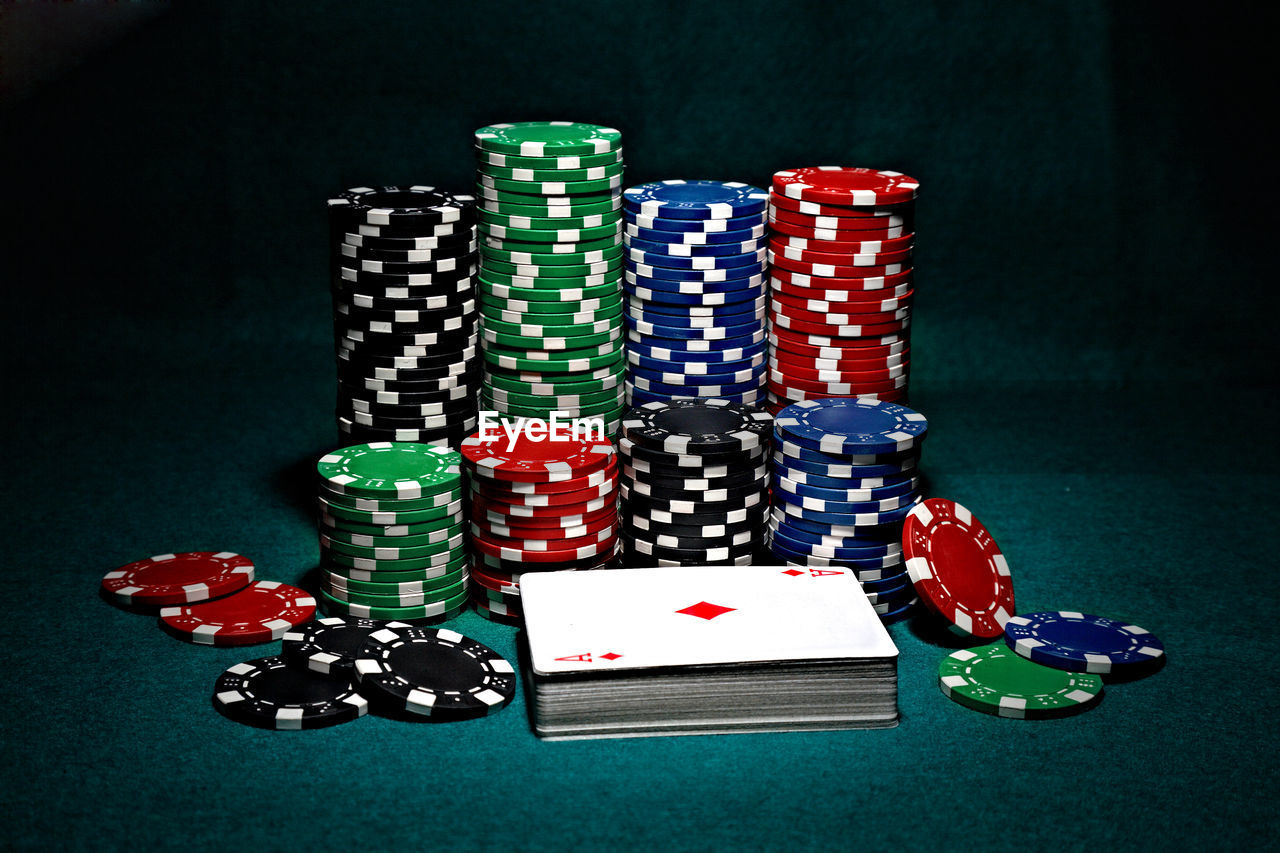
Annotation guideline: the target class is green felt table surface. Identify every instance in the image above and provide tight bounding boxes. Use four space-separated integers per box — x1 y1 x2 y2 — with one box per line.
2 1 1277 850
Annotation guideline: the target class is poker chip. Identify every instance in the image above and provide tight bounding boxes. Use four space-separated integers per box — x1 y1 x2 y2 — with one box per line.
902 498 1015 638
462 425 620 621
212 656 368 730
1003 611 1166 676
353 625 517 719
774 398 927 455
623 398 772 454
329 186 479 448
319 587 470 621
773 167 919 206
317 442 462 499
938 642 1104 720
314 445 469 620
624 180 768 220
618 399 771 568
280 616 406 678
474 123 625 423
766 398 929 619
620 182 770 407
767 168 918 403
101 551 255 607
159 580 316 646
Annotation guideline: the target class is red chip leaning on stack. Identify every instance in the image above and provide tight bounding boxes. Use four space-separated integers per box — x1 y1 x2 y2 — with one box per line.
902 498 1015 638
461 428 620 623
765 167 920 414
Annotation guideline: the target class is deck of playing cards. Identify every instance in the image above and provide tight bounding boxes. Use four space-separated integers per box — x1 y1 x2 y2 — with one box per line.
520 565 900 740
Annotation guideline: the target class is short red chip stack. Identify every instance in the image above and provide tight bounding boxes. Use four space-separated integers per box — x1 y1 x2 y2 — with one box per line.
460 428 620 624
765 167 919 414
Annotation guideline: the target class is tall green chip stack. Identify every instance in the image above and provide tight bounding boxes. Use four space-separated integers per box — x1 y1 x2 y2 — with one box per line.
473 121 626 437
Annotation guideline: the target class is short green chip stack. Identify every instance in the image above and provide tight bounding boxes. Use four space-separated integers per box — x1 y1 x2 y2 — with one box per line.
314 442 469 622
474 121 626 436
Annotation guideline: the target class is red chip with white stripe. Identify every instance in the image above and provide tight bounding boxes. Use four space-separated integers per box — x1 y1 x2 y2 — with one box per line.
102 551 255 606
903 498 1015 638
160 580 316 646
773 167 920 206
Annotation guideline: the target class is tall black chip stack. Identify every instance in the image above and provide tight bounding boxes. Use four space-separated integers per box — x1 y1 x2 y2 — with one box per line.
473 121 627 438
326 185 480 448
617 399 773 567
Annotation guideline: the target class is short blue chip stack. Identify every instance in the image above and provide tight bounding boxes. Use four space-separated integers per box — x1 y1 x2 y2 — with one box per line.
621 180 770 408
769 397 929 623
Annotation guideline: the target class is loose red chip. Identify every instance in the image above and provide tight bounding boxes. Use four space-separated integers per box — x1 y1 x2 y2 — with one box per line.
159 580 317 646
773 167 920 206
101 551 255 606
903 498 1015 638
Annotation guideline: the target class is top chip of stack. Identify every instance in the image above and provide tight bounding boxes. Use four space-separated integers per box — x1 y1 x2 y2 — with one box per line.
766 167 919 415
622 180 770 410
327 185 481 448
618 399 773 567
314 442 469 624
474 122 627 437
769 397 928 623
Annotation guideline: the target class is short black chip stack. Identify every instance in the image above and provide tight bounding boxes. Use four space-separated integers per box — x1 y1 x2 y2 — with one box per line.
327 185 480 449
618 399 773 567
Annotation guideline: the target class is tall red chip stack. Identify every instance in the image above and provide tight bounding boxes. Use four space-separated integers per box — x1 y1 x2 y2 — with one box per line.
765 167 919 414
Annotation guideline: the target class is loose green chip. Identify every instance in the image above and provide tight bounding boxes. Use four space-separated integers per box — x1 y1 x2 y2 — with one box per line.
315 443 462 500
938 642 1104 720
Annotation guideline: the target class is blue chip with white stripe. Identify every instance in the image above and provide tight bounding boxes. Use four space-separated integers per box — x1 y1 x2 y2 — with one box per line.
623 180 769 220
1003 611 1166 676
774 398 929 456
626 222 768 245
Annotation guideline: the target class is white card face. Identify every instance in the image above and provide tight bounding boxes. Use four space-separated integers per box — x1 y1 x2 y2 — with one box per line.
522 565 899 675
